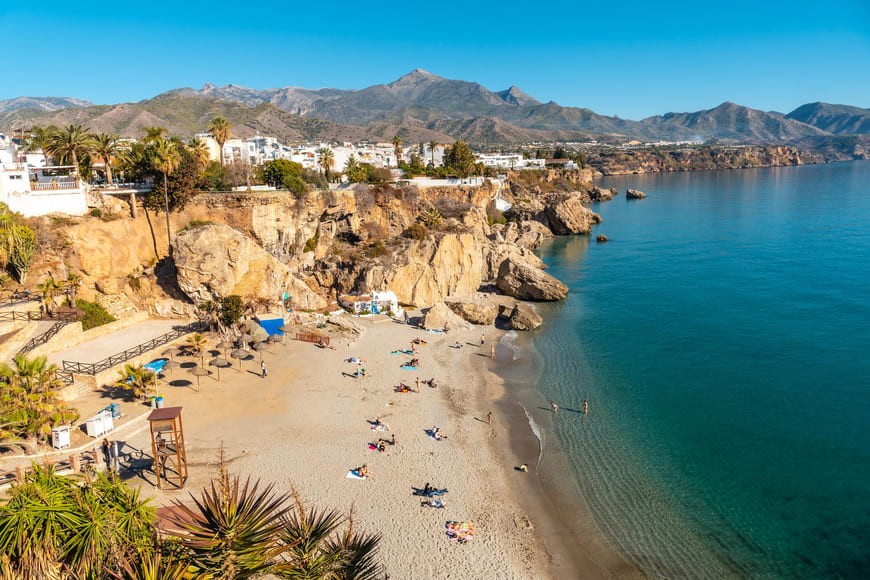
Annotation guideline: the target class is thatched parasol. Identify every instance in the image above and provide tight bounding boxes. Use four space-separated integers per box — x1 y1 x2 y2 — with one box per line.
252 341 269 361
188 366 210 391
208 357 231 381
238 333 253 345
278 324 293 333
231 349 249 370
216 339 234 358
267 333 283 344
162 346 183 361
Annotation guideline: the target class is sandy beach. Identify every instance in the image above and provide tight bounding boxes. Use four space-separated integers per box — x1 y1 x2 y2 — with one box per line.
116 314 609 578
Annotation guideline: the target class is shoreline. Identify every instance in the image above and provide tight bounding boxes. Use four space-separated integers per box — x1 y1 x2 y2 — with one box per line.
488 331 641 578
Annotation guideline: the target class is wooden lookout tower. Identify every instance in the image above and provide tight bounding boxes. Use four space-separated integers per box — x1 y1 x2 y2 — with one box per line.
147 406 188 489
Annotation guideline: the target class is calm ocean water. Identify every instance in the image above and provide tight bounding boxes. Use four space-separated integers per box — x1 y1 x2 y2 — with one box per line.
529 162 870 578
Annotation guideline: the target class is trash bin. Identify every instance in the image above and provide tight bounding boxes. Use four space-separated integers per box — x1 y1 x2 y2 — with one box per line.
150 396 157 408
155 396 164 409
109 402 121 419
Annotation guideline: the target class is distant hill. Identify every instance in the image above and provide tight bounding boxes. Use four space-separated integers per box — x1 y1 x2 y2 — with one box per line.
785 102 870 135
1 71 866 146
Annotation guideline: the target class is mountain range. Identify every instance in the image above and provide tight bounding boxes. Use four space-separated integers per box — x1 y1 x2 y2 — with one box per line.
0 70 867 147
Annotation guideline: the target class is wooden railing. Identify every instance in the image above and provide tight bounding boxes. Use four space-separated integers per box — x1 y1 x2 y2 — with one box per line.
56 370 75 386
19 321 67 355
0 310 77 323
62 323 202 375
0 450 101 489
295 332 329 346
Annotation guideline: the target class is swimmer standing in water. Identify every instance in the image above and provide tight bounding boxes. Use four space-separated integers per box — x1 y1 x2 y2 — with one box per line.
583 399 588 415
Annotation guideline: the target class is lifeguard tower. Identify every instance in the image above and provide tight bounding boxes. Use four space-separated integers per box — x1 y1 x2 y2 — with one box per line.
147 406 188 489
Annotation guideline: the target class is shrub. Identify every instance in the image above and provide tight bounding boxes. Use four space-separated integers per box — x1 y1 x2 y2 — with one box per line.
76 299 117 330
179 219 215 233
363 240 388 258
90 208 102 218
303 236 317 253
403 223 428 241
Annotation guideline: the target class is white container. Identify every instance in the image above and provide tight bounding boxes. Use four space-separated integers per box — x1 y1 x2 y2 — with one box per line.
51 425 71 449
85 411 114 438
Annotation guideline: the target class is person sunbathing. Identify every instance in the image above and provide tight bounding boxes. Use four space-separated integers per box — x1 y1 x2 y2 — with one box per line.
357 465 370 478
409 358 420 367
376 440 386 452
453 341 462 348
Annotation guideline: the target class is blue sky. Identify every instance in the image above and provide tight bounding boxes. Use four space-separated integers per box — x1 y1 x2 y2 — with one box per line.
1 0 868 119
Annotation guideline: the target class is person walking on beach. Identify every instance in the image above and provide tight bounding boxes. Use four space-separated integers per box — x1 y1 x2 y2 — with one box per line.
550 401 559 415
486 411 493 425
404 311 409 325
480 334 485 346
583 400 588 415
490 344 496 359
261 361 267 378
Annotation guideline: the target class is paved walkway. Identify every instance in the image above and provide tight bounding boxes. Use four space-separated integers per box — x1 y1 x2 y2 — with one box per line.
47 319 188 365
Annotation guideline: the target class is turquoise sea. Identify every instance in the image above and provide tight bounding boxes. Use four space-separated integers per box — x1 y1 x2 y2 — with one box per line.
526 162 870 578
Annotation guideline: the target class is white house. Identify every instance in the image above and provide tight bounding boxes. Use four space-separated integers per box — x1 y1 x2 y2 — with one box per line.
339 290 403 317
0 161 88 217
476 153 545 170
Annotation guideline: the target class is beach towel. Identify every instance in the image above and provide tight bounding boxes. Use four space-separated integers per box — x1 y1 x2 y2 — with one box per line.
390 349 414 355
346 470 366 480
427 329 444 334
400 365 417 370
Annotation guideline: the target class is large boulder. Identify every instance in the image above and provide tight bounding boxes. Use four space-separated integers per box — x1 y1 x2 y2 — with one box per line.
491 220 553 250
173 224 326 309
446 301 499 325
496 258 568 301
508 303 543 330
589 186 618 202
483 243 545 281
627 188 647 199
420 301 471 331
544 194 602 235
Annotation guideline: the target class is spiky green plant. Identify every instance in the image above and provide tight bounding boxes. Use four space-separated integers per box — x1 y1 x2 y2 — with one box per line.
164 466 289 579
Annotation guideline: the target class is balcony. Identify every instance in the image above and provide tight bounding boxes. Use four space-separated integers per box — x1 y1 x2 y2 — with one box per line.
32 180 80 191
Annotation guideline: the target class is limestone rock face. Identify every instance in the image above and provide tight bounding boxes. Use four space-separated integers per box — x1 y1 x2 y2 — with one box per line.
508 303 543 330
421 301 471 331
589 186 618 202
491 220 553 250
496 257 568 301
173 224 326 309
544 194 602 235
483 243 545 281
627 188 647 199
364 233 483 307
446 301 499 325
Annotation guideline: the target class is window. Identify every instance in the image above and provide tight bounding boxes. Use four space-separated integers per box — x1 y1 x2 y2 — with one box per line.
9 175 22 180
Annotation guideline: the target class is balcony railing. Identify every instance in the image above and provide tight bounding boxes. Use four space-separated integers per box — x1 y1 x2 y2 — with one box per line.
31 180 80 191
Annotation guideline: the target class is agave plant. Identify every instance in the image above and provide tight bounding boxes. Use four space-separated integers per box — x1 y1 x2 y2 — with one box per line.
164 467 289 579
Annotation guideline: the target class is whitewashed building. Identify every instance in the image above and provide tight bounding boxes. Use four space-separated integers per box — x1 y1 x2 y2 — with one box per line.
476 153 545 170
0 155 88 217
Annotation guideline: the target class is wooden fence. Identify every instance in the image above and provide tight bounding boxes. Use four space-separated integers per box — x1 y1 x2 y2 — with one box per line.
295 332 329 346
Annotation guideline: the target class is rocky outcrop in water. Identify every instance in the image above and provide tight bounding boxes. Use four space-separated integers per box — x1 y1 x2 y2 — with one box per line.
507 303 543 330
496 257 568 301
589 186 618 202
626 189 647 199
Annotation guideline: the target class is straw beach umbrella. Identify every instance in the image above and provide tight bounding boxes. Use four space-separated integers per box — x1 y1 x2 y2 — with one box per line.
278 324 293 333
188 366 210 391
162 346 182 361
267 333 282 344
253 341 269 362
231 348 249 370
209 357 231 381
162 359 180 388
216 339 234 358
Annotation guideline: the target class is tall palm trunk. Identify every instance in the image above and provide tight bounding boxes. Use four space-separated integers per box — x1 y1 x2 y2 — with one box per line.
72 150 79 179
105 162 113 185
163 172 171 256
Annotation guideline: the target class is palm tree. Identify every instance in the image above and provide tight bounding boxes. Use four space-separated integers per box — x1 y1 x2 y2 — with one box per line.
273 497 383 579
22 125 56 154
0 466 155 578
208 117 232 166
316 148 334 180
65 272 82 306
142 126 167 144
43 124 94 177
149 139 181 256
185 332 208 365
93 133 120 185
392 135 403 166
36 276 60 316
429 140 439 166
0 355 78 454
114 363 153 400
188 136 211 168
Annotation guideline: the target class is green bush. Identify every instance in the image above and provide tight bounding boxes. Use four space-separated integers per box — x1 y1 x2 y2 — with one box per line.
90 208 102 218
76 299 117 331
179 219 215 233
403 223 427 241
303 237 317 253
